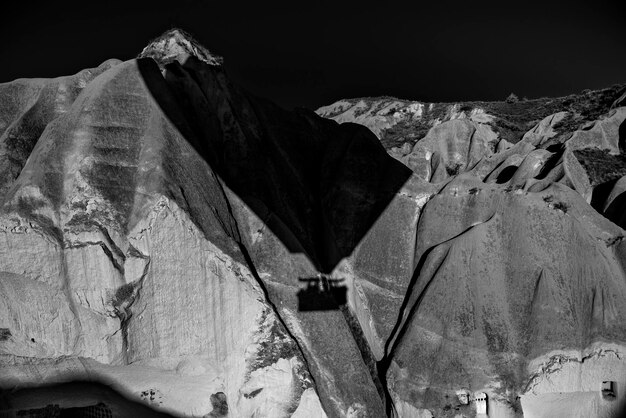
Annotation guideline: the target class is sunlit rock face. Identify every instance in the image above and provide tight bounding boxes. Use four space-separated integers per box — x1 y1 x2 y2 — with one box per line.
1 28 414 418
385 176 626 417
0 32 335 417
1 28 626 418
318 86 626 417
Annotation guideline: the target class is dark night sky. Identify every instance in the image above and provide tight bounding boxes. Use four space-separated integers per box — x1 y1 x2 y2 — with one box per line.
1 0 624 110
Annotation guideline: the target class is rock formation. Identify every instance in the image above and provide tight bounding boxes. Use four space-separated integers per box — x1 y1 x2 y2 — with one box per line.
1 28 626 418
318 86 626 417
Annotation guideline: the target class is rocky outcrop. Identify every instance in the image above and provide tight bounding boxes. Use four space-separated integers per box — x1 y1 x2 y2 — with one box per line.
0 29 417 417
0 43 327 416
1 28 626 418
317 85 625 151
384 175 626 417
566 107 626 153
317 82 626 418
400 118 498 182
520 111 568 147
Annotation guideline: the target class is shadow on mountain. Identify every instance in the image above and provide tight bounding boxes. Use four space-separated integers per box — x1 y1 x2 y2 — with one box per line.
495 165 518 183
601 188 626 229
136 57 412 275
297 276 347 311
0 381 176 417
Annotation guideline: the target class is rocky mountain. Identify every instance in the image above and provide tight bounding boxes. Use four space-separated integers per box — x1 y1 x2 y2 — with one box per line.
316 87 625 150
317 86 626 417
1 28 626 418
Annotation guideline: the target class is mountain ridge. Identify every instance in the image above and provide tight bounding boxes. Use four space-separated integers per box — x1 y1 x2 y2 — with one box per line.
317 83 626 150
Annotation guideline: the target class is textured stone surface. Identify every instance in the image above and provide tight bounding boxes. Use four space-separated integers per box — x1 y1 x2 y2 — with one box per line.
0 45 326 416
520 111 568 147
0 59 121 199
317 85 625 150
566 107 626 153
318 89 626 417
1 29 626 418
401 119 498 182
385 176 626 416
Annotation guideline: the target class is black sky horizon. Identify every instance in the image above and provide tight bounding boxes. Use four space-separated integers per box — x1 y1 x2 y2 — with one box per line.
1 0 624 110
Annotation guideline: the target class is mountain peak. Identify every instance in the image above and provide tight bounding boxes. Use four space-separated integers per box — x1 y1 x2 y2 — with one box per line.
139 28 223 67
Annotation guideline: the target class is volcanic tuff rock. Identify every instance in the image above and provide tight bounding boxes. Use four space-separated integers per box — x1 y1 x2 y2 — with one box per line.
318 85 626 417
1 28 626 418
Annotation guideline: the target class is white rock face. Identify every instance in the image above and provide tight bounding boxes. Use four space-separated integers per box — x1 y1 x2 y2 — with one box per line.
0 52 326 416
0 215 122 363
124 198 320 417
292 388 329 418
521 343 626 418
0 196 324 417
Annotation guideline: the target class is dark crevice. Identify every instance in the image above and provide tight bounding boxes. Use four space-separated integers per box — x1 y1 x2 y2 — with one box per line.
544 142 566 154
378 210 497 416
385 210 497 358
496 165 518 183
136 51 411 417
377 242 450 417
601 190 626 230
590 178 619 213
63 241 125 275
116 257 151 365
384 243 451 359
465 126 477 170
535 150 564 180
98 242 125 275
338 304 391 411
618 118 626 154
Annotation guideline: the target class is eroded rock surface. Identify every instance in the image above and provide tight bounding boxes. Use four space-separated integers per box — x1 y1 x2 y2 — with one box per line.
0 36 328 417
1 28 626 418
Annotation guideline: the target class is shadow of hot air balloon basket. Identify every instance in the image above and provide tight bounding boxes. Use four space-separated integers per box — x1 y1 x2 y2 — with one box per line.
297 276 348 311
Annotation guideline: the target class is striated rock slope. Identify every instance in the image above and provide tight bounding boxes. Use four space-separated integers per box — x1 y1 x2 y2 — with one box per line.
318 82 626 417
316 87 625 150
0 28 411 418
1 27 626 418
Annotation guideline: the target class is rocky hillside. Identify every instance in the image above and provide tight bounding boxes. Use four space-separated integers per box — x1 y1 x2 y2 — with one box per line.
316 86 626 150
317 82 626 418
1 29 626 418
